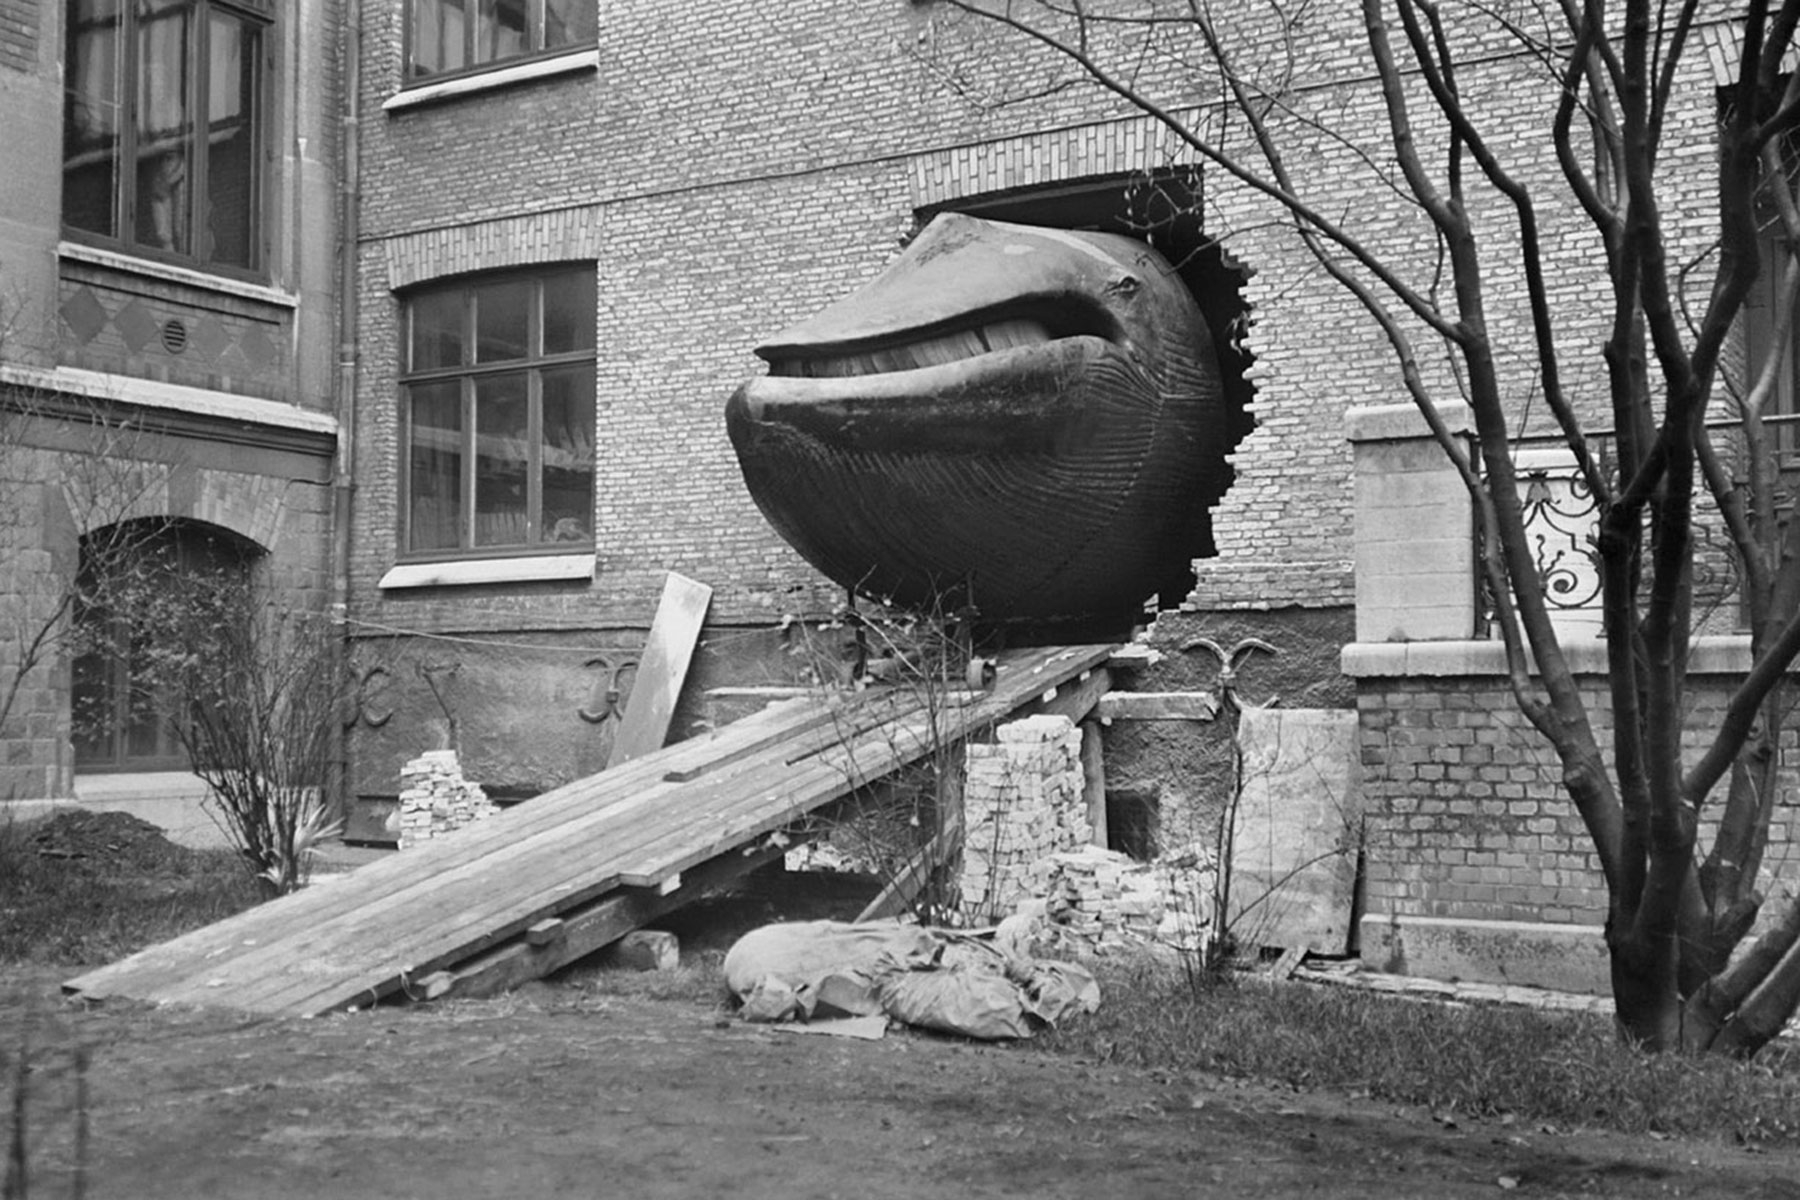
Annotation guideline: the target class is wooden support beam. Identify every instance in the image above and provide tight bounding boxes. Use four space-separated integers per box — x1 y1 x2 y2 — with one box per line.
427 842 785 1002
1022 667 1113 725
855 810 963 923
1094 690 1220 723
526 919 564 947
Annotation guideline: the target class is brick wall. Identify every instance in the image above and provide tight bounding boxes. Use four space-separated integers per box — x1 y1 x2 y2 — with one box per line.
0 0 37 75
1356 665 1800 930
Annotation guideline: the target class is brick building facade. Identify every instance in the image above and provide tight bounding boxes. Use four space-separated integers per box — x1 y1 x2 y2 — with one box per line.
4 1 1789 989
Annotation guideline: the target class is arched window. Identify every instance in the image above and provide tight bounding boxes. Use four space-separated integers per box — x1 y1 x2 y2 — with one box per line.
71 518 259 771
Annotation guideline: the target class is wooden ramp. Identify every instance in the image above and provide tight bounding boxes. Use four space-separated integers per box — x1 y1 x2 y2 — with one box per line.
64 644 1114 1017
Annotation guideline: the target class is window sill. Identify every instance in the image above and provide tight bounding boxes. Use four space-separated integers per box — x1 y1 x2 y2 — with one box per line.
379 552 596 589
59 241 298 308
382 48 599 112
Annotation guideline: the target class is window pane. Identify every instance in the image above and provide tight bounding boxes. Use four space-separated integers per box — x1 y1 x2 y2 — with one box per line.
474 277 532 362
134 0 193 255
409 382 465 552
542 269 596 354
203 12 256 267
474 0 526 64
542 364 595 544
474 373 530 547
544 0 596 46
410 288 465 371
70 634 119 765
64 0 123 240
411 0 467 78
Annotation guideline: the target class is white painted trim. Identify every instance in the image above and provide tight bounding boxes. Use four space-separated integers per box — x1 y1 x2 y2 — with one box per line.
382 48 599 112
0 363 339 437
1342 634 1758 678
58 241 299 308
379 553 596 589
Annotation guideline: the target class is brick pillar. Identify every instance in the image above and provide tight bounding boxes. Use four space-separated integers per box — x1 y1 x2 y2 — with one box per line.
959 714 1088 922
1345 402 1477 642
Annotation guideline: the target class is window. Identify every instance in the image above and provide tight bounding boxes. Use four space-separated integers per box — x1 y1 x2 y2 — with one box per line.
71 520 255 772
405 0 597 82
1744 226 1800 470
401 266 597 557
62 0 269 274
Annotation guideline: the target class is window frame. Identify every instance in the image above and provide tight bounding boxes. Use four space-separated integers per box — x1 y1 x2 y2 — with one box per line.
401 0 598 89
60 0 274 280
397 265 598 563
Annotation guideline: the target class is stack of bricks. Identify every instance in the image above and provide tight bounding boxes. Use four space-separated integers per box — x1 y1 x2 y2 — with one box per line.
959 714 1089 922
395 750 499 850
1033 843 1217 955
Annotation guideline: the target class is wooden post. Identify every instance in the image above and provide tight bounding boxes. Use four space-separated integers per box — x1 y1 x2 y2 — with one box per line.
1080 719 1107 848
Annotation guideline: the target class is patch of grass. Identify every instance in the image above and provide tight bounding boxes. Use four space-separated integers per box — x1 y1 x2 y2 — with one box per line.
0 814 263 967
1039 957 1800 1147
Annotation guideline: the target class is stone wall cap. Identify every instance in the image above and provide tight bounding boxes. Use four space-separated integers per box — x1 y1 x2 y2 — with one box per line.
1345 400 1474 443
1343 634 1759 677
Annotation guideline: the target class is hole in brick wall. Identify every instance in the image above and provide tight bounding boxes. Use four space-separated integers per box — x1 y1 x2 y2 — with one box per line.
1106 784 1161 862
920 169 1257 611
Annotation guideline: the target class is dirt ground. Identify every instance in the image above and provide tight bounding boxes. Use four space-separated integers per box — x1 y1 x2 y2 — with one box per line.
7 971 1800 1198
6 842 1800 1199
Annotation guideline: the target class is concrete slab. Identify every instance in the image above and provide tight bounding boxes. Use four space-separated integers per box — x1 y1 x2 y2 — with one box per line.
1359 913 1611 995
1229 708 1363 955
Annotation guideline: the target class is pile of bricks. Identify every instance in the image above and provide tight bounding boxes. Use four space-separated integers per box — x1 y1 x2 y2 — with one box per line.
959 714 1090 921
395 750 499 849
1032 843 1217 955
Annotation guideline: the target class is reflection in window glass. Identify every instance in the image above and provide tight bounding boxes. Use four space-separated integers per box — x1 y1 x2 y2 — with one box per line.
474 278 532 363
477 0 527 64
474 373 530 547
411 0 467 77
542 364 596 543
63 0 124 240
204 11 256 267
133 0 192 255
542 269 597 354
410 288 465 371
544 0 597 46
408 381 465 552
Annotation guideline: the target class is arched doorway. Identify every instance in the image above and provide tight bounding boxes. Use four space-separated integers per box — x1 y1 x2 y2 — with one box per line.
70 518 262 772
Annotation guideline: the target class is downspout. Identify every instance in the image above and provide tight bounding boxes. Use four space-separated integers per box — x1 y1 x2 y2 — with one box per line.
330 0 362 818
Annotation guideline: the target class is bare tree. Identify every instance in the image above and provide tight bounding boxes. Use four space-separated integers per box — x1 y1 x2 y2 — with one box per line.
916 0 1800 1055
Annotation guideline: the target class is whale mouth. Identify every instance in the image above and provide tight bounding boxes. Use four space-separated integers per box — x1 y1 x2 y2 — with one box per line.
763 299 1119 380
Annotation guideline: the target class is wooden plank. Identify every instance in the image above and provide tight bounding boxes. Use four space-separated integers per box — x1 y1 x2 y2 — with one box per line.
607 572 712 768
63 695 826 1002
431 841 788 1001
1022 667 1113 724
1094 690 1221 722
